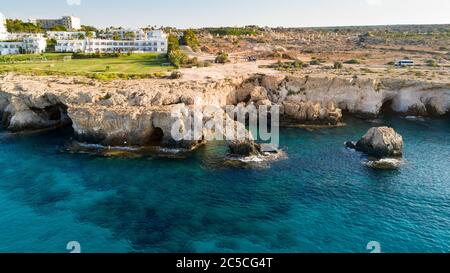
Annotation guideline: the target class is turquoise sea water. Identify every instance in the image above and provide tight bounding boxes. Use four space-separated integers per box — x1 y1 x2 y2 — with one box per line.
0 116 449 253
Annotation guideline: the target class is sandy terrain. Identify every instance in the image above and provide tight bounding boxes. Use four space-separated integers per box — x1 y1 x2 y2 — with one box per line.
186 26 450 83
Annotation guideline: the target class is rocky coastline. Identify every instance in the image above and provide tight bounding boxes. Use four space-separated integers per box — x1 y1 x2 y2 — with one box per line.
1 73 449 159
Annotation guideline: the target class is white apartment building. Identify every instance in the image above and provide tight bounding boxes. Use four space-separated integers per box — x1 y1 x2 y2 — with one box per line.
0 12 8 41
7 32 44 40
22 37 47 53
0 36 47 55
0 42 21 55
30 16 81 31
98 28 146 40
56 30 167 54
146 29 167 40
56 39 167 54
1 13 48 42
47 31 96 40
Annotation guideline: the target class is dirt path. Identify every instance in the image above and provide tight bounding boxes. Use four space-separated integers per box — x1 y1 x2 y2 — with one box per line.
179 60 279 81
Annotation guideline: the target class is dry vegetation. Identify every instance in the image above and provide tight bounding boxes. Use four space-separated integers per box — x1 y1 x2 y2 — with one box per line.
179 25 450 83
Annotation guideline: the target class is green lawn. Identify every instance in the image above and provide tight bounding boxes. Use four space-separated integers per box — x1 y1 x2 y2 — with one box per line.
0 53 175 79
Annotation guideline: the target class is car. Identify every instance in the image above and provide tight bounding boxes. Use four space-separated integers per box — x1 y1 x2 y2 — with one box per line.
247 56 257 62
395 60 414 67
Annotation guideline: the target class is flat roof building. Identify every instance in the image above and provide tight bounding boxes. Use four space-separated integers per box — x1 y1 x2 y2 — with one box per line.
0 36 47 55
0 12 9 41
56 30 167 54
47 31 96 40
30 16 81 31
98 28 147 41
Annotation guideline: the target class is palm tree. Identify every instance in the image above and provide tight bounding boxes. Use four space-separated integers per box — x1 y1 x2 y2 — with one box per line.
124 32 136 40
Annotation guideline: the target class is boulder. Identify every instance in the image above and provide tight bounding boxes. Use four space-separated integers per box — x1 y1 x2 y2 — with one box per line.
228 140 262 157
282 101 342 125
347 127 403 158
250 86 269 102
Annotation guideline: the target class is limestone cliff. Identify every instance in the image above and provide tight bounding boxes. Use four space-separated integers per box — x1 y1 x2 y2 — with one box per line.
0 73 449 148
255 75 450 117
0 74 247 147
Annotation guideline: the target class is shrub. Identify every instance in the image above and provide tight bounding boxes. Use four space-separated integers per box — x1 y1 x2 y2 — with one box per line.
282 52 297 60
271 52 283 59
50 25 67 31
344 59 361 64
168 50 189 68
334 61 343 69
46 39 57 53
190 57 199 66
268 60 304 71
360 67 375 73
293 60 304 68
101 93 112 100
215 52 229 64
181 29 200 50
168 34 180 52
208 27 258 36
310 60 321 65
426 59 439 67
170 71 183 79
6 19 44 33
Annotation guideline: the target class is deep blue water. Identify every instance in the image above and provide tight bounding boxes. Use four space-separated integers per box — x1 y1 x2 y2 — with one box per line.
0 116 449 253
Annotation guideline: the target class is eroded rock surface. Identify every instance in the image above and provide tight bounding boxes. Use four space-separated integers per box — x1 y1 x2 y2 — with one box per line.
0 73 448 149
364 158 404 170
346 127 404 158
0 74 243 147
228 140 262 157
258 75 450 118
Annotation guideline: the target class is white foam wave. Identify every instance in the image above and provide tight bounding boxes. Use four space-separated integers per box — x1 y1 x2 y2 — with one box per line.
158 147 182 154
76 142 140 151
405 116 425 121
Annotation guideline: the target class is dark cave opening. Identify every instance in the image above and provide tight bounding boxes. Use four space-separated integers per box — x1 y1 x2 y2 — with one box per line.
148 127 164 145
30 104 71 124
379 99 395 115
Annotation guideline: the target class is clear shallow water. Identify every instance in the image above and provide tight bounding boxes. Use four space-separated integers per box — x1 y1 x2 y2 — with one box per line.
0 116 449 253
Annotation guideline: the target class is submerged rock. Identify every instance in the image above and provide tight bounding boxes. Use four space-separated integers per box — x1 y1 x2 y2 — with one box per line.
225 141 286 168
365 158 404 170
346 127 404 158
228 140 262 157
227 140 286 165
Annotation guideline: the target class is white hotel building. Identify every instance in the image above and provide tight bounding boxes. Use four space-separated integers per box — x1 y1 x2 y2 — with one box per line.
30 16 81 31
0 12 8 41
56 30 168 54
0 13 47 55
98 28 146 40
47 31 96 40
0 36 47 55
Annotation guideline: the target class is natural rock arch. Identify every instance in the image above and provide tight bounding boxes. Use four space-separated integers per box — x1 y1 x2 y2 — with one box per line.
3 101 72 132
